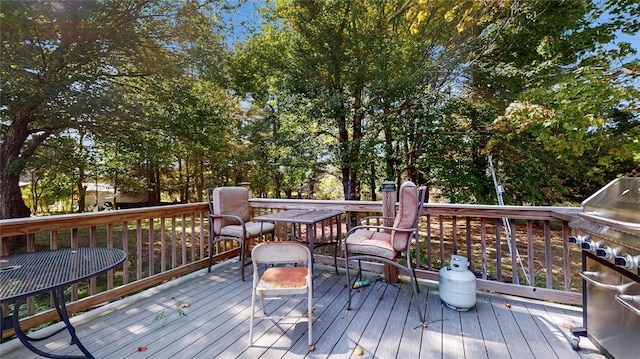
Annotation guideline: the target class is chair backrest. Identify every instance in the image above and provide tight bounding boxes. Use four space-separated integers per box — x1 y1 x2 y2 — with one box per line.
391 181 426 251
207 186 251 233
251 241 312 266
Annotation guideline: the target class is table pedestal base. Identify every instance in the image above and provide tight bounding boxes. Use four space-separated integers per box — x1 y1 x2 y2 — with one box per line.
3 287 94 359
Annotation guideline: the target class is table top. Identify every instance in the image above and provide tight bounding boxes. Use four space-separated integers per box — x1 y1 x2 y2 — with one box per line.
254 209 343 224
0 247 127 303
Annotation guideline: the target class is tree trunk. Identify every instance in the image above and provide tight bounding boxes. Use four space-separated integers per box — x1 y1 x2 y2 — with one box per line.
369 164 377 201
76 164 87 213
0 174 31 252
0 112 39 251
148 164 161 205
194 157 204 202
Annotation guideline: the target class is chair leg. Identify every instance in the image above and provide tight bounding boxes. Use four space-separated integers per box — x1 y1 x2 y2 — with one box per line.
407 266 424 323
333 242 339 275
344 253 352 310
240 240 246 282
259 292 267 315
208 236 214 273
307 288 313 346
249 285 256 345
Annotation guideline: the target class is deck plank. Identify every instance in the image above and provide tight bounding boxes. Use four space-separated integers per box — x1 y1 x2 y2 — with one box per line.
100 267 247 358
459 303 489 359
488 296 536 359
420 287 444 358
441 299 466 359
325 274 384 358
475 296 510 359
375 281 412 359
509 298 559 358
0 260 606 359
395 283 425 358
541 304 605 359
280 271 349 359
357 279 400 358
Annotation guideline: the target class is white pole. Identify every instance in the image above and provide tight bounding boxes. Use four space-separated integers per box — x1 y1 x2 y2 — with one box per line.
488 156 530 285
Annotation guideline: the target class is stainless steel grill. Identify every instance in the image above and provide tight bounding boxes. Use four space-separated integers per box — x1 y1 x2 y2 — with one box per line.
568 178 640 359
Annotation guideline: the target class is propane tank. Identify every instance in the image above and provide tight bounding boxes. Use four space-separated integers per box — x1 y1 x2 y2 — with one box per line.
438 255 476 311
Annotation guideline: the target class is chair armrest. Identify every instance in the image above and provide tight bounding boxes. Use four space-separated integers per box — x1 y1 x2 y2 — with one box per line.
209 213 245 226
359 216 395 225
346 224 415 236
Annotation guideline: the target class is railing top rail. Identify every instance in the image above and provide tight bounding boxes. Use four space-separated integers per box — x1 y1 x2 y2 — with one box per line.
0 199 580 238
0 203 208 238
251 198 580 221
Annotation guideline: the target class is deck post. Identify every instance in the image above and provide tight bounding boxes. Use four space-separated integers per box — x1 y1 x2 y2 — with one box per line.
239 181 255 258
382 181 398 282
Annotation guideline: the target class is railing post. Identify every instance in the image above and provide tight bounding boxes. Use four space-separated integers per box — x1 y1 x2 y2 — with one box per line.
240 181 254 258
382 181 398 283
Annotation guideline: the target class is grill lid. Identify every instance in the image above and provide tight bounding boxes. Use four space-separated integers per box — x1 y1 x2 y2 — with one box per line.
573 178 640 249
581 177 640 224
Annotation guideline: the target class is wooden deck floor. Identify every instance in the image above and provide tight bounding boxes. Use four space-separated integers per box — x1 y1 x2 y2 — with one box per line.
1 260 605 359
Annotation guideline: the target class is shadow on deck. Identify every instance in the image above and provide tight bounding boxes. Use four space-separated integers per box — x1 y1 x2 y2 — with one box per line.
1 260 604 359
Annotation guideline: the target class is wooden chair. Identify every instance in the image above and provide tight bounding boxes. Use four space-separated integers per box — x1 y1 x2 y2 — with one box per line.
342 181 426 322
249 241 313 346
206 186 275 281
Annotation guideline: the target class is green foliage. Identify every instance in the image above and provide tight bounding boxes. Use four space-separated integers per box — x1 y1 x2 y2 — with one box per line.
153 301 188 327
476 0 639 204
2 0 638 215
1 0 240 217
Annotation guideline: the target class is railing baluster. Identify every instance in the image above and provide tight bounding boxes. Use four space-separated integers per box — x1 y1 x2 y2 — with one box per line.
190 213 196 262
90 226 97 295
71 228 79 301
480 217 487 280
161 217 166 272
198 212 204 260
452 215 458 254
50 230 58 308
171 216 177 269
122 221 129 285
107 224 114 290
50 230 58 249
465 217 472 262
562 220 572 291
136 220 143 280
426 213 432 271
526 220 534 287
510 219 518 284
438 215 445 266
26 233 35 316
544 220 552 289
149 218 155 276
495 219 502 282
181 214 187 265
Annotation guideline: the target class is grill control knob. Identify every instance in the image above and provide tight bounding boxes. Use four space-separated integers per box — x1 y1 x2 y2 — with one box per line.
614 254 640 270
569 234 590 245
595 246 621 260
581 240 603 252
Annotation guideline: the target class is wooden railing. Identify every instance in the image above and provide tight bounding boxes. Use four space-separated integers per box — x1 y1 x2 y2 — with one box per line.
1 197 582 339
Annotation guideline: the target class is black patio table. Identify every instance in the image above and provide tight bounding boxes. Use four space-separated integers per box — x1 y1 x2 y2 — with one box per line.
0 247 127 359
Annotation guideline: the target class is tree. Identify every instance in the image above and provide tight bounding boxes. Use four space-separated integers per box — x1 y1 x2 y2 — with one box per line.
479 0 640 203
1 0 233 222
245 0 485 202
